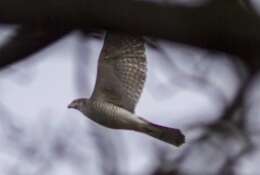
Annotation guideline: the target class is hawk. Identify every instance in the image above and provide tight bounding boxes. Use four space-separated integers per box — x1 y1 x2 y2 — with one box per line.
68 32 185 146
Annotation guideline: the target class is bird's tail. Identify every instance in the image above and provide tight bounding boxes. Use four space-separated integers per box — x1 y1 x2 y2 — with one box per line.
138 117 185 146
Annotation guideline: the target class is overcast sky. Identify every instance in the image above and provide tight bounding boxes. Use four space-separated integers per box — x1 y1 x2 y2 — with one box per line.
0 28 241 175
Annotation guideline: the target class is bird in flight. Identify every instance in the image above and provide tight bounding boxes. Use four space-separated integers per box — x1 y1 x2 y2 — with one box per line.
68 32 185 146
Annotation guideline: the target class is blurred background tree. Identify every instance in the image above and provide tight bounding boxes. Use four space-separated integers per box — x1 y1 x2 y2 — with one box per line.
0 0 260 174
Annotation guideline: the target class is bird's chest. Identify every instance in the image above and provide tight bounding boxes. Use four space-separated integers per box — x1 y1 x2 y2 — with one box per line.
85 101 127 129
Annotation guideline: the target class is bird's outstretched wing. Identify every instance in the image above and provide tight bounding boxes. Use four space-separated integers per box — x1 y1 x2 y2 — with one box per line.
91 32 147 112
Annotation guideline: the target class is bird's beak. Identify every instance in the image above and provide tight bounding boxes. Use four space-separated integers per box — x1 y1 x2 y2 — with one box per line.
68 102 75 109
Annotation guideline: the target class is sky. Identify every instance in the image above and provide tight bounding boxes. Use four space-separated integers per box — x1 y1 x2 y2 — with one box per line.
0 27 242 175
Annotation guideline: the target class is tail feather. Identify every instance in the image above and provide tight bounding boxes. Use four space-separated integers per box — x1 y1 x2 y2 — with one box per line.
139 119 185 146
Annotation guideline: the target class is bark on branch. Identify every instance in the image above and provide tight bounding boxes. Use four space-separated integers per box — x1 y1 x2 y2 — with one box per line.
0 0 260 68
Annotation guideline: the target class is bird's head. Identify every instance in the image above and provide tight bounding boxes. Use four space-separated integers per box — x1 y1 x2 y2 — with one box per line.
68 98 89 111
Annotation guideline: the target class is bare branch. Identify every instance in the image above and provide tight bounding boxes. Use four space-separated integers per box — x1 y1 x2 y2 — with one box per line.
0 25 69 69
0 0 260 64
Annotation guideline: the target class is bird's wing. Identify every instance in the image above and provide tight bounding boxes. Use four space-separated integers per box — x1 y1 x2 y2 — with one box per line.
91 32 147 112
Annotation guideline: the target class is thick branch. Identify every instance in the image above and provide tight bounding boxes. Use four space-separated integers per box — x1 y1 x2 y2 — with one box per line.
0 1 260 61
0 26 69 69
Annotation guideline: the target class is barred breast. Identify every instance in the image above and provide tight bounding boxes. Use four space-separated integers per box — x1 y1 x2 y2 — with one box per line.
88 100 142 130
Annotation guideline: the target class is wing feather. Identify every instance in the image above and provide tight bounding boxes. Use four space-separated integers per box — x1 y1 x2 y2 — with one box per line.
91 32 147 112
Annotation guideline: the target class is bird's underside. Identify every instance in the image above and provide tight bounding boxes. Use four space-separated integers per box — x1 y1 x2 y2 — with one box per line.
69 32 185 146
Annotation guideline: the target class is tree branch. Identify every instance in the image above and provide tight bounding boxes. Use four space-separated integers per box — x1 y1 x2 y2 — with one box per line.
0 0 260 62
0 25 69 69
